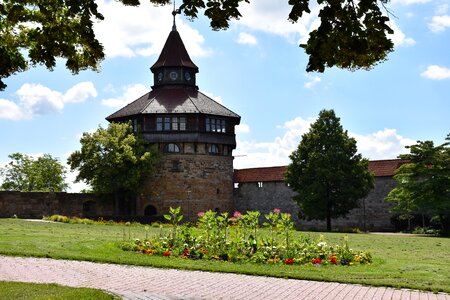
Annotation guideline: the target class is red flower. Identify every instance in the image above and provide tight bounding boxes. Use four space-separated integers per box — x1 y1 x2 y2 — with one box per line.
183 249 189 256
312 258 322 265
284 258 295 265
329 256 338 265
163 251 171 257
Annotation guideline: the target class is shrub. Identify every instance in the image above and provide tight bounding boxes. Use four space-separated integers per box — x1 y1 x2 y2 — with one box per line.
120 208 372 266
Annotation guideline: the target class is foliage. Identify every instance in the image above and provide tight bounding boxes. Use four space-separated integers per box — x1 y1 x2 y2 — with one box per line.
386 134 450 234
121 207 372 266
285 109 374 231
67 122 159 195
0 152 68 192
1 218 450 293
0 0 394 90
0 281 117 300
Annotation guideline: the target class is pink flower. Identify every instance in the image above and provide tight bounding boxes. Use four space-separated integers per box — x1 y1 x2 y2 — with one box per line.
197 211 205 217
233 211 242 219
273 208 281 214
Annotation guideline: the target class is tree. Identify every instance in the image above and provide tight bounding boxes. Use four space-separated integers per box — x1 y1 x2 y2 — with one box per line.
285 109 374 231
386 135 450 234
67 122 159 197
0 0 394 90
0 152 68 192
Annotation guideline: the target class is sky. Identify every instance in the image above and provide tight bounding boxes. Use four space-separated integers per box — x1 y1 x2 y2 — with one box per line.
1 0 449 192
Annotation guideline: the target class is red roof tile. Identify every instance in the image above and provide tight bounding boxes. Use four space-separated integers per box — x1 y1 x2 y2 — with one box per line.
233 159 408 183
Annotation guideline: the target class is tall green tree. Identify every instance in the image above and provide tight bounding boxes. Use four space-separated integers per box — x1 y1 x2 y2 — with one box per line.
0 153 68 192
285 109 374 231
1 0 394 90
386 134 450 233
67 122 159 197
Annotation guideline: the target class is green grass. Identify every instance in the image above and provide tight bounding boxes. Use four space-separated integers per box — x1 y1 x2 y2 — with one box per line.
0 218 449 294
0 281 117 299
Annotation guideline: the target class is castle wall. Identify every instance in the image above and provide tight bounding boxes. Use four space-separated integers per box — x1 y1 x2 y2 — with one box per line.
233 177 396 231
0 191 114 219
137 153 235 221
234 181 299 224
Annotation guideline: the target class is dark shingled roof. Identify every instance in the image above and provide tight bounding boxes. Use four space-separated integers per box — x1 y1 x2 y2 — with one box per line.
106 87 240 120
150 29 198 71
233 159 408 183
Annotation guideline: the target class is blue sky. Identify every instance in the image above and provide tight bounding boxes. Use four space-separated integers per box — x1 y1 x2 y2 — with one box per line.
1 0 449 192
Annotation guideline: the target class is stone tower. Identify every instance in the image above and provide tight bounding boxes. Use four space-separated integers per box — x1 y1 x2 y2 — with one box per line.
106 22 240 221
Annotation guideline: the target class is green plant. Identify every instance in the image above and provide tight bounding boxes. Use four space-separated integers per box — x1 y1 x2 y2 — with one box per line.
1 218 450 293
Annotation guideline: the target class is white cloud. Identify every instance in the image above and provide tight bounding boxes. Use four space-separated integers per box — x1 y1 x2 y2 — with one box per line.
234 116 414 169
94 0 211 58
0 82 97 120
421 65 450 80
237 32 258 46
63 82 98 103
0 99 25 120
350 129 415 160
428 15 450 33
435 3 449 15
304 75 321 89
17 83 64 115
392 0 432 5
236 1 318 44
388 21 416 46
101 84 148 108
236 123 250 134
234 116 313 169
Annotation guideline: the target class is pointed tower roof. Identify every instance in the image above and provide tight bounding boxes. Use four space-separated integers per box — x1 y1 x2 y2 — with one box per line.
150 28 198 72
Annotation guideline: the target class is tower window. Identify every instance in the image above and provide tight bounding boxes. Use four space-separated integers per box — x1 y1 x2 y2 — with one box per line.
208 144 220 155
171 160 181 171
172 117 178 130
156 117 163 131
164 143 180 153
258 182 263 188
206 117 226 133
156 116 187 131
179 117 186 131
164 117 171 130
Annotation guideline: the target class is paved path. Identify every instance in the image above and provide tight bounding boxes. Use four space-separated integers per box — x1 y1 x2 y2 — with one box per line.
0 256 448 300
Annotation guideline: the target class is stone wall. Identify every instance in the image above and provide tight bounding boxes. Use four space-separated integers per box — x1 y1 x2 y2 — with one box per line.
0 191 114 219
138 153 235 221
234 176 396 231
234 181 299 224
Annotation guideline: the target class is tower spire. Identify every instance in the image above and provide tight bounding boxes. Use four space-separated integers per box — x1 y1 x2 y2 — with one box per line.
172 1 178 31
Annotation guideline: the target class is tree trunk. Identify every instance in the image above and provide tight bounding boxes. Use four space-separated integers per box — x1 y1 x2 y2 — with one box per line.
326 215 331 232
326 185 332 232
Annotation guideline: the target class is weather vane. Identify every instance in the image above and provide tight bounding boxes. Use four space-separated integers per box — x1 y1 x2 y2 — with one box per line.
172 0 180 31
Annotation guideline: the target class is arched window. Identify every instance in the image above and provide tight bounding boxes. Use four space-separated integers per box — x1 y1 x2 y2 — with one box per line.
164 143 180 153
144 205 157 216
208 144 220 155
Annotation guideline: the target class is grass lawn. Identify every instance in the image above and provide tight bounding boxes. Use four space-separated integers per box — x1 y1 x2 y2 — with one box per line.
0 281 118 299
0 218 449 293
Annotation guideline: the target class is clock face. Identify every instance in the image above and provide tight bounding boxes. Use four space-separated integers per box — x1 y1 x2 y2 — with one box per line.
169 71 178 80
158 72 163 81
184 72 191 81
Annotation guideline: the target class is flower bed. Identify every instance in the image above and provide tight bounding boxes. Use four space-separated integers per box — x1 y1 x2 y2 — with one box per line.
120 207 372 266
